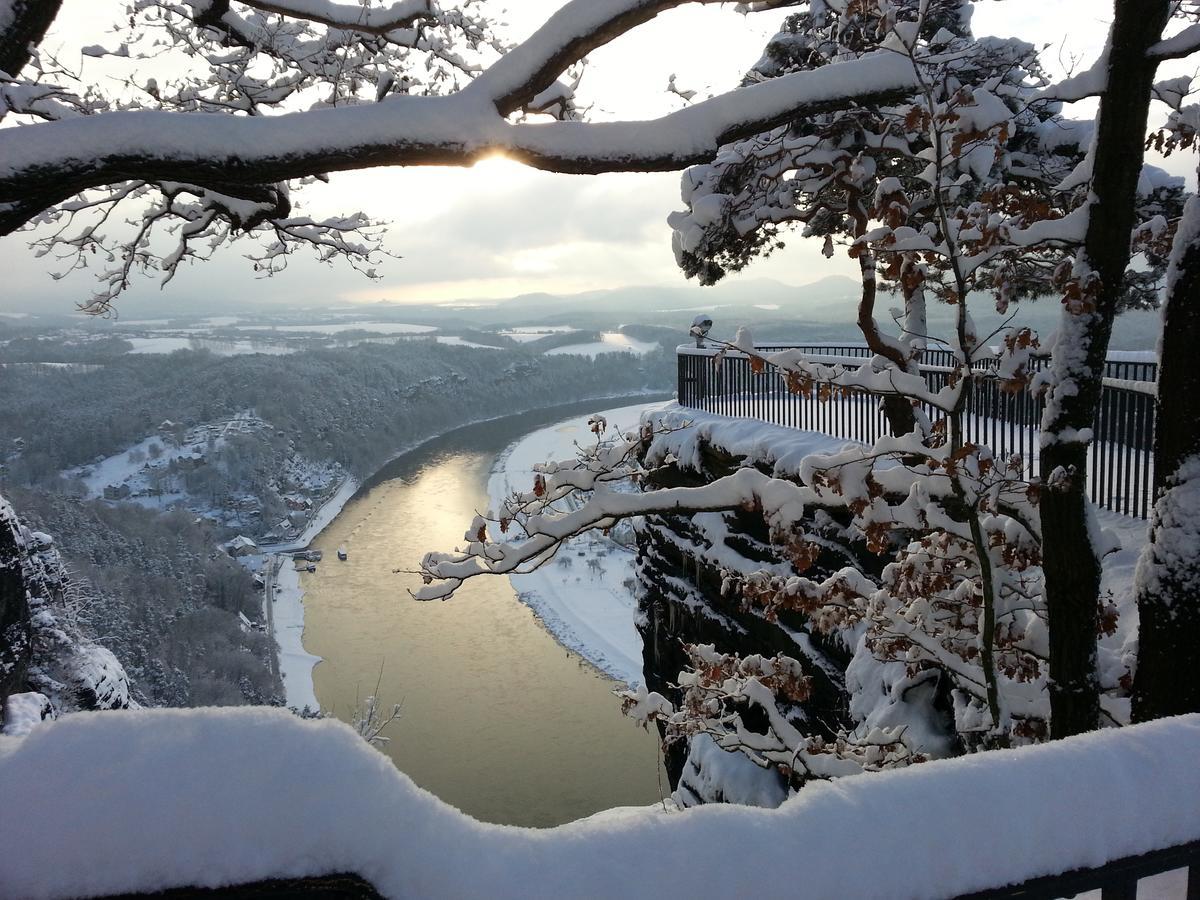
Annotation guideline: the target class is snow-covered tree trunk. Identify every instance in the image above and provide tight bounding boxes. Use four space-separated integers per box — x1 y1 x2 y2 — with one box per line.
0 0 61 80
1131 179 1200 722
1038 0 1170 738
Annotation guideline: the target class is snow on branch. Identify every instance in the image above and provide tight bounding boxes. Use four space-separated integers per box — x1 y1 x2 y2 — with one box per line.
0 49 919 235
1148 22 1200 60
468 0 750 116
416 464 819 601
237 0 434 35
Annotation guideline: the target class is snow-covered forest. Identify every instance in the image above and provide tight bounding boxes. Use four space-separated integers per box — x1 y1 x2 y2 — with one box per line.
3 0 1200 896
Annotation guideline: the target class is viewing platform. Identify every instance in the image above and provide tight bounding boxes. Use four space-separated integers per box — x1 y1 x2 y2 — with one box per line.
677 343 1158 519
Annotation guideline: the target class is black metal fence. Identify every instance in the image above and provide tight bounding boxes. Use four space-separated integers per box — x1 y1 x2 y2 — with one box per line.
89 841 1200 899
677 344 1158 519
954 838 1199 900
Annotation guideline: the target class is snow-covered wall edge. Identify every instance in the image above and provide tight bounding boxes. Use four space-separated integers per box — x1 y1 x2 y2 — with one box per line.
1 708 1197 900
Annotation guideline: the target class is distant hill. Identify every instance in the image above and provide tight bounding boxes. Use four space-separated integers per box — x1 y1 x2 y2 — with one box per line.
8 274 1160 351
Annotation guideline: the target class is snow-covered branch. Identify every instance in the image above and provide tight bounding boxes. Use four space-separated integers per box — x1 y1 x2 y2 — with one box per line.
416 465 819 600
237 0 434 35
468 0 759 116
1148 22 1200 60
0 47 918 236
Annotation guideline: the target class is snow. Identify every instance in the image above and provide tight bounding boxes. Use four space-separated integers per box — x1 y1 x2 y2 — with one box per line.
254 0 430 31
544 332 660 358
125 337 295 356
64 412 269 502
498 326 579 343
268 559 321 711
67 435 197 499
1096 509 1149 714
1149 22 1200 60
235 322 435 335
436 336 501 349
646 404 854 478
676 733 787 809
1 47 919 194
488 402 668 685
265 476 361 553
0 693 51 737
1136 455 1200 601
1 708 1197 899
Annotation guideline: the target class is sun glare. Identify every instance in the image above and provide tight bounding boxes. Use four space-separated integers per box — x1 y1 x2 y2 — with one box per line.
469 154 537 184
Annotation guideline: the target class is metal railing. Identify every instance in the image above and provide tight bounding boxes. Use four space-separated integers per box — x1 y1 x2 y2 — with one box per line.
91 843 1200 899
677 343 1158 519
954 839 1199 900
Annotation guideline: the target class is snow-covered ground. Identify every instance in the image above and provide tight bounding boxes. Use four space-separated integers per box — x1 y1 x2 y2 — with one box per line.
236 322 435 335
544 332 660 358
1 708 1196 899
488 401 669 685
66 418 251 500
498 325 579 342
63 412 351 540
1095 508 1151 722
124 337 294 355
264 476 361 554
269 560 321 711
436 336 502 349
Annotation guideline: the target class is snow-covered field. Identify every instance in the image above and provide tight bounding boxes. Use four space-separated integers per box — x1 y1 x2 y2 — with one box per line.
63 413 350 542
436 336 502 349
1 708 1196 899
65 420 255 504
544 332 660 358
498 325 579 342
125 337 294 355
236 322 435 335
488 401 669 685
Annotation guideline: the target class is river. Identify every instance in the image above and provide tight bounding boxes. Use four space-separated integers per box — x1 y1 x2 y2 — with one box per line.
299 397 669 827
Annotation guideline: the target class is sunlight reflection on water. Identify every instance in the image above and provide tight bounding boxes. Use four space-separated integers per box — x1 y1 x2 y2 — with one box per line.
302 405 666 827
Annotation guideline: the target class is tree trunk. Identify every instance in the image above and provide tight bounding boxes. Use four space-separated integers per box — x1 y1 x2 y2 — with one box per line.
1131 185 1200 721
1038 0 1169 738
0 0 63 81
852 199 918 437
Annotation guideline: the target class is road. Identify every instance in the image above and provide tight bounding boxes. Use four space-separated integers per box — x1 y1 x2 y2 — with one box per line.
262 554 279 678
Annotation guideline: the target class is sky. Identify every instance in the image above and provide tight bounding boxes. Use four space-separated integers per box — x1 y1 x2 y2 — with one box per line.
0 0 1190 316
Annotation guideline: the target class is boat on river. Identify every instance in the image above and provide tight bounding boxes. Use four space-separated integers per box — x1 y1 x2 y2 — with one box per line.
337 546 348 561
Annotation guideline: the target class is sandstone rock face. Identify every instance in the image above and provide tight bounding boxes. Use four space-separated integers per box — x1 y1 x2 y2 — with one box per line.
632 431 956 800
635 504 856 793
0 493 131 727
0 497 33 711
